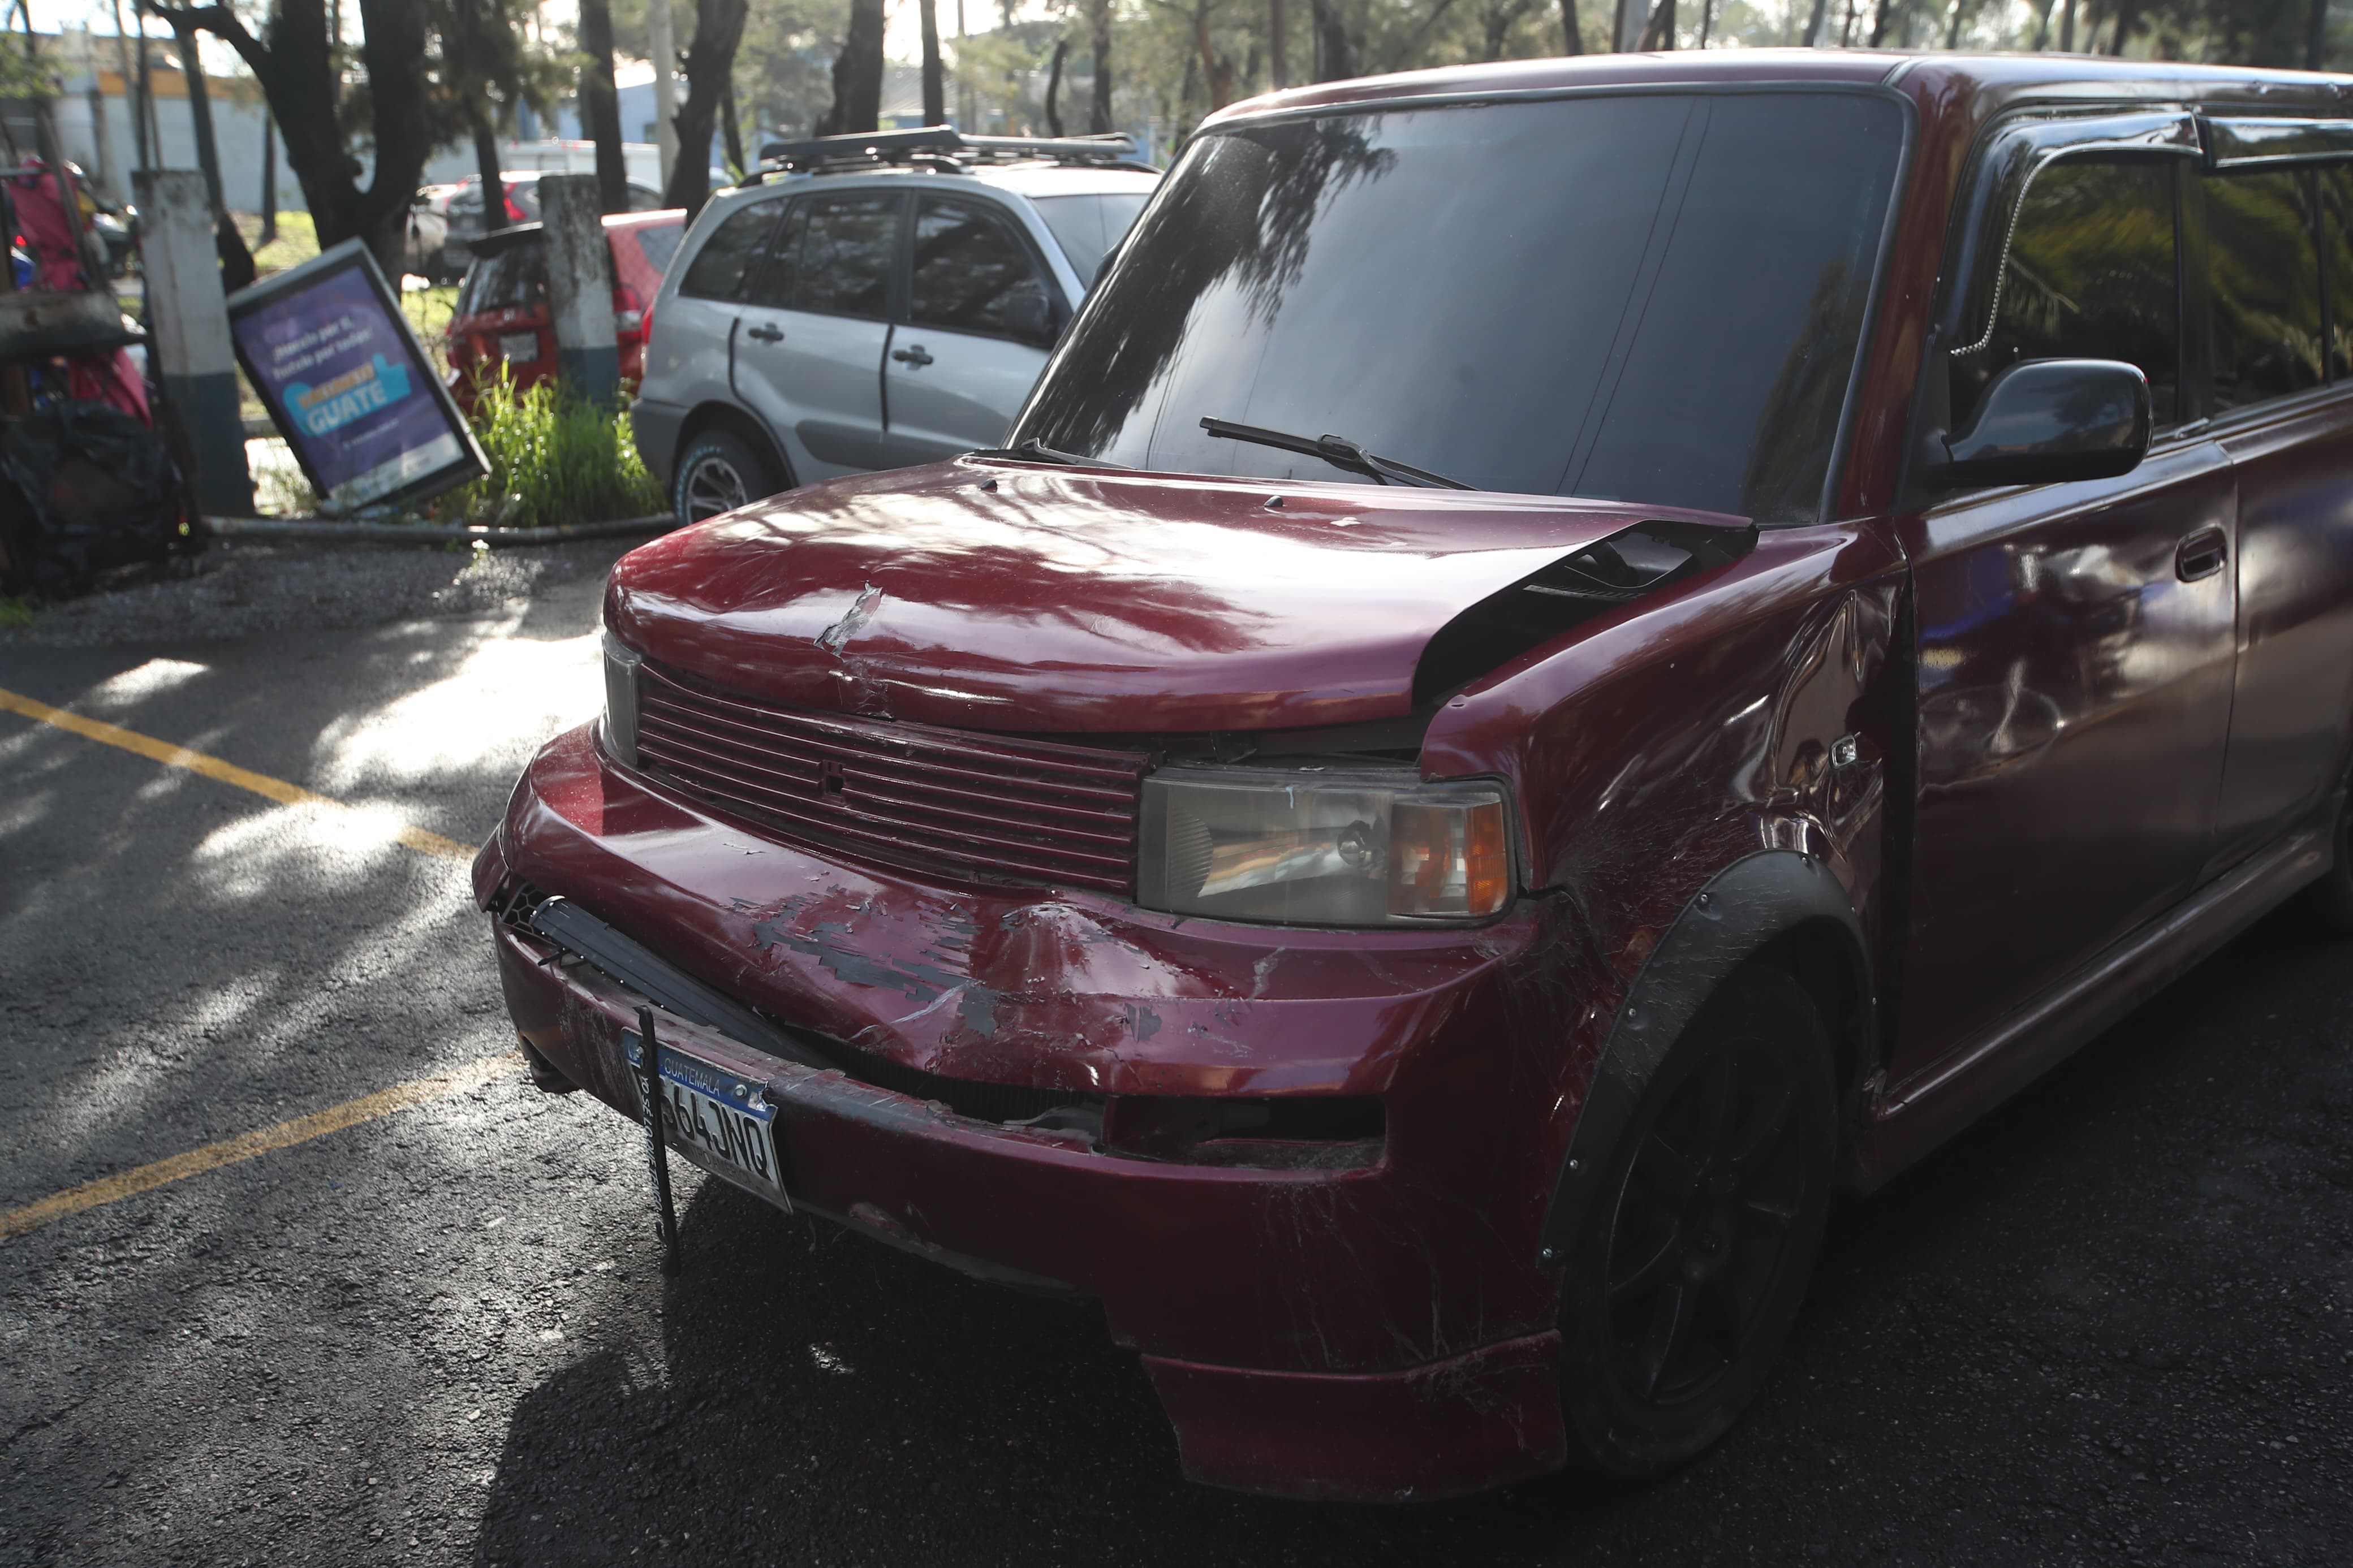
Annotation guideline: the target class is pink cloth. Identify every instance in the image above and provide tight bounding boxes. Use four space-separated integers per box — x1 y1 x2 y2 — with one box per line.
9 159 153 424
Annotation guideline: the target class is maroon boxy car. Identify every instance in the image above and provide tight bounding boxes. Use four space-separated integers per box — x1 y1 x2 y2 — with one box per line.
477 51 2353 1500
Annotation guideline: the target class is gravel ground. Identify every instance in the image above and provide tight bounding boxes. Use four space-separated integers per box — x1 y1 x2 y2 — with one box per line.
2 537 640 649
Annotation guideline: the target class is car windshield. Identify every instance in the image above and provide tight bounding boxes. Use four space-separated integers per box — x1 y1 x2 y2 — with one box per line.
1010 92 1904 524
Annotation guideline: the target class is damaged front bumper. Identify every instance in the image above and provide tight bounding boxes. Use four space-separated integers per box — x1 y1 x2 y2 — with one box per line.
481 723 1578 1501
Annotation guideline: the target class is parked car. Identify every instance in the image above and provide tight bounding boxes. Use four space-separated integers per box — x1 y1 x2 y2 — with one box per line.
443 209 687 415
425 172 667 284
630 128 1159 523
477 53 2353 1502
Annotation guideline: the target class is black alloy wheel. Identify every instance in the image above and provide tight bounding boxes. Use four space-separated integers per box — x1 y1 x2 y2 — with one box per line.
672 429 780 524
1557 964 1838 1477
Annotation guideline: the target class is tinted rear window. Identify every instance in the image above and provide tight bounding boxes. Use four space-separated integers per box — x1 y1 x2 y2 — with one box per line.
1029 191 1152 281
1013 93 1902 522
459 242 547 313
679 201 783 300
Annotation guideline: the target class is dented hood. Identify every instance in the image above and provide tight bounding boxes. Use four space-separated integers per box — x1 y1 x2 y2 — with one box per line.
606 457 1737 734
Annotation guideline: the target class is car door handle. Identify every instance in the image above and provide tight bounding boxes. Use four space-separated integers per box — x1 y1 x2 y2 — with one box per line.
891 344 934 368
2175 527 2227 582
745 322 783 343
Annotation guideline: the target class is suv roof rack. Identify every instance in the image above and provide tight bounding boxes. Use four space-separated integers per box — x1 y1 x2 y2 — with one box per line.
742 126 1152 185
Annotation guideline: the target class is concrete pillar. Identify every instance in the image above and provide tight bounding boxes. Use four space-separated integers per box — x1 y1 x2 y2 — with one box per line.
538 174 618 406
134 169 251 515
649 0 678 189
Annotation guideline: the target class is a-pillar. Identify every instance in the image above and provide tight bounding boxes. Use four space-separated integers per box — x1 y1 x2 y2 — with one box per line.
134 169 251 516
538 174 618 407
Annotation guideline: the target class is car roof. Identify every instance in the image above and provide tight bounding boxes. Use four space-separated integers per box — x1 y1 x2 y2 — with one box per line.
1200 47 2353 142
710 161 1158 208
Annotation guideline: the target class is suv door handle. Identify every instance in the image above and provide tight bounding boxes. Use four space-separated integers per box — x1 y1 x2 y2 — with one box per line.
745 322 783 343
891 344 934 368
2175 526 2227 582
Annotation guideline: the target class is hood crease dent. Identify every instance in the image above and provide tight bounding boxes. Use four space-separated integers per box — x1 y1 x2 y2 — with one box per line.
605 458 1754 735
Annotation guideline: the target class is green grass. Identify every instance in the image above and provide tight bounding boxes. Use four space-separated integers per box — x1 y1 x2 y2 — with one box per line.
239 211 320 275
0 595 38 630
437 369 663 529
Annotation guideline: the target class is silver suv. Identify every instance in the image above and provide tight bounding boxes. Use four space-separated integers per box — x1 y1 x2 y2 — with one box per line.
633 131 1159 522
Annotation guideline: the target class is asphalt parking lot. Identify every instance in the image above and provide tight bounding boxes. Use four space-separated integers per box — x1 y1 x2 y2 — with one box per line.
3 540 2351 1567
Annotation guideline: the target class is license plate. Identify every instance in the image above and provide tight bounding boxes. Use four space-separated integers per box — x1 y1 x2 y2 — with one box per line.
499 331 539 362
626 1033 788 1208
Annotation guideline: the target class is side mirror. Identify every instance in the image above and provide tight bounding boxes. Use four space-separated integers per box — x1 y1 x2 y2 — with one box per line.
1003 285 1060 348
1930 358 2152 490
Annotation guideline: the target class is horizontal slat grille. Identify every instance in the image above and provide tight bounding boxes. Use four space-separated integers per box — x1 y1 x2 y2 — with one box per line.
635 660 1150 894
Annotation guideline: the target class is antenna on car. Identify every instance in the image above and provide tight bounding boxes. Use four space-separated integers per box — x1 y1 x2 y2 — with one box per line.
740 125 1152 187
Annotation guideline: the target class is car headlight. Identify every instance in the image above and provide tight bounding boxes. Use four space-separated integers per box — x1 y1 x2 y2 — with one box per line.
1137 765 1513 926
602 632 641 767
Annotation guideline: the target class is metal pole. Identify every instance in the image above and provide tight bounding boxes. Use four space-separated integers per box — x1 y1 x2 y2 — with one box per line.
110 0 145 172
649 0 677 189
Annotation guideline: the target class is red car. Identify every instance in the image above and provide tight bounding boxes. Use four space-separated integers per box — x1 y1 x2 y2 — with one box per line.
478 51 2353 1501
445 209 684 414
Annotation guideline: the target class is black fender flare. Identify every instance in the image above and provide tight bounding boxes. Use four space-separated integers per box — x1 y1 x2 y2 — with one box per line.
1535 848 1874 1267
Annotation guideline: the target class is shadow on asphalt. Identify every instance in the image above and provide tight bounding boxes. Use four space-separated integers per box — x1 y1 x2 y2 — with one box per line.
466 912 2353 1567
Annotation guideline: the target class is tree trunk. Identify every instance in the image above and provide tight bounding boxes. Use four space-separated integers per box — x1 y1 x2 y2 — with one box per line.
1089 0 1114 133
2308 0 2328 68
169 18 225 213
722 78 745 171
472 115 505 233
1308 0 1355 79
578 0 627 212
819 0 886 137
1196 3 1235 105
1638 0 1675 46
920 0 946 126
1699 0 1716 45
259 113 277 240
1803 0 1830 44
663 0 749 213
1271 0 1288 84
1044 37 1068 135
2106 0 2137 51
2059 0 2075 50
1872 0 1897 46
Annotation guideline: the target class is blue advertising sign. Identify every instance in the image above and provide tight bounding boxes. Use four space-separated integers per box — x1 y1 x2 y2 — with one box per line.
226 239 485 511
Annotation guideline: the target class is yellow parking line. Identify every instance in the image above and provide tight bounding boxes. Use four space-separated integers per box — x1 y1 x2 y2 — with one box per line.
0 684 473 861
0 1053 522 1242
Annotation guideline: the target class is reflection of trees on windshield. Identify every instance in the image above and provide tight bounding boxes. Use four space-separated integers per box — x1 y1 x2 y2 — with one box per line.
1012 121 1393 456
1739 262 1871 522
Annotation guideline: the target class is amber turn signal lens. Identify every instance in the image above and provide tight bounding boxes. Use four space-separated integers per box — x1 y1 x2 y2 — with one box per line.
1389 797 1510 918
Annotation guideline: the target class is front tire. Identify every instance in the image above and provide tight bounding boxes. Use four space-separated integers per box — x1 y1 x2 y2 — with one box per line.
671 429 781 524
1556 965 1838 1477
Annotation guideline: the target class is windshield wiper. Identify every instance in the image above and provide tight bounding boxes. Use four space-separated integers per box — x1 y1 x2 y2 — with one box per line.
1006 437 1127 469
1199 417 1473 490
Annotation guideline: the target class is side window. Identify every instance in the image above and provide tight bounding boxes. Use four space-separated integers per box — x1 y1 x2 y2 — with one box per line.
1953 158 2180 429
678 201 783 301
910 197 1055 344
796 195 899 319
2315 168 2353 381
2207 171 2324 411
739 204 807 310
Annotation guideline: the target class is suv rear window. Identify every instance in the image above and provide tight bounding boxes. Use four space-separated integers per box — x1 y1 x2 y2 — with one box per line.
634 221 686 277
679 201 782 300
1013 92 1902 523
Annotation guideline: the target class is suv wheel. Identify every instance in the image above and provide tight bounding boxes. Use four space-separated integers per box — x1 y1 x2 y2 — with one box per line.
673 430 780 524
1555 964 1837 1477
